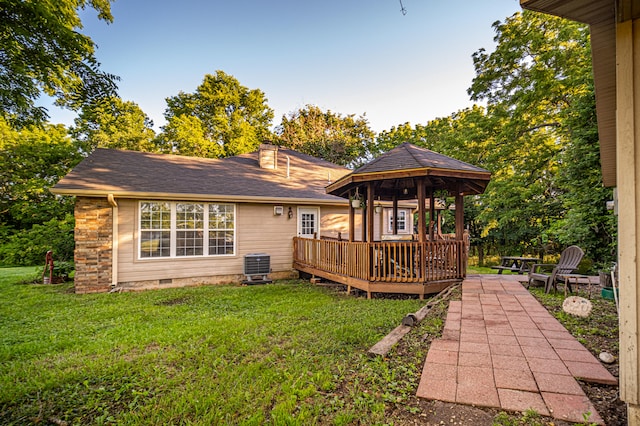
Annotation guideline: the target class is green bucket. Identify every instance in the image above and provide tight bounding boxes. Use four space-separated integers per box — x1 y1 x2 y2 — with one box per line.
601 286 619 300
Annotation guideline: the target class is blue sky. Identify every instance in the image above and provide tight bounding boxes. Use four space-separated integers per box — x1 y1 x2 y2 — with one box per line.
47 0 522 133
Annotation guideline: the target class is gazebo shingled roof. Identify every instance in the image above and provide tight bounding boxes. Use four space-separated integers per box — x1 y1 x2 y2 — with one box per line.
326 143 491 200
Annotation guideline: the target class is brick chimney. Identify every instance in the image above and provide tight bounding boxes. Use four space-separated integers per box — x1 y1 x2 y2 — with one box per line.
259 144 278 169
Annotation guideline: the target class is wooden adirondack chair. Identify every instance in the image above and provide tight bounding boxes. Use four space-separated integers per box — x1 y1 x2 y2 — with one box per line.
527 245 585 294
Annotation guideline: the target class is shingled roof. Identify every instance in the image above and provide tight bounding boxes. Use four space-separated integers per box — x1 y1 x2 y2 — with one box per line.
52 147 351 204
326 143 491 199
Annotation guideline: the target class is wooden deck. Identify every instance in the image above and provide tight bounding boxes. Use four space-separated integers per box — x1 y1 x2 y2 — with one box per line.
293 237 467 299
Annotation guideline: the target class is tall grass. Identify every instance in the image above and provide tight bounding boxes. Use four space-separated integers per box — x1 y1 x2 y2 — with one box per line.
0 268 437 425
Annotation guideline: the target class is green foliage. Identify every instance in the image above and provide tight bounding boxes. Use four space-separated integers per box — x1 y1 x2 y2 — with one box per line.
0 275 429 425
552 88 616 267
51 260 75 280
158 114 223 158
374 11 616 267
0 118 80 266
0 0 119 127
0 118 81 231
0 214 75 266
493 409 545 426
160 71 274 158
275 104 376 168
460 11 611 260
70 96 157 152
376 106 495 169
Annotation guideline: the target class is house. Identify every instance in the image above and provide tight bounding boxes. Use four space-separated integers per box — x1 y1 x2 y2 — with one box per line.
51 144 419 293
51 144 352 292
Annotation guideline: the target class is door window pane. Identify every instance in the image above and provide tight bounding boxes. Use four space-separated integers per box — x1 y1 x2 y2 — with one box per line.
301 212 316 236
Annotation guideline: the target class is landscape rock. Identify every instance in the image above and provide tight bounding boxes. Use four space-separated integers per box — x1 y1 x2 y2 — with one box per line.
599 352 615 364
562 295 592 317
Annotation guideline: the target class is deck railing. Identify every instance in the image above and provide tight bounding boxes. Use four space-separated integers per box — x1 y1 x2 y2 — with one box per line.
293 237 467 283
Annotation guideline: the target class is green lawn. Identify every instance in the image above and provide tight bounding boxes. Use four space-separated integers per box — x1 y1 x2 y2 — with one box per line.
0 267 440 425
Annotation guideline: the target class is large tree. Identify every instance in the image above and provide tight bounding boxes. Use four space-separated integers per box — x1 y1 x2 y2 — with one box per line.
70 97 157 153
553 87 617 267
160 71 274 158
467 11 615 262
275 105 375 168
0 0 119 127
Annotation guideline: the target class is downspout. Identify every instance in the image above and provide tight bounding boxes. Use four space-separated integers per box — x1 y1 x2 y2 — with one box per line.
107 194 118 288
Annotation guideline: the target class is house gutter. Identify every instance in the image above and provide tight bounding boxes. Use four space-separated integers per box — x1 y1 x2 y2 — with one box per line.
107 194 118 288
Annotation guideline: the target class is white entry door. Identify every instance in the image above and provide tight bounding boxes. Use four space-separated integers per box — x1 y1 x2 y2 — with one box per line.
298 207 319 238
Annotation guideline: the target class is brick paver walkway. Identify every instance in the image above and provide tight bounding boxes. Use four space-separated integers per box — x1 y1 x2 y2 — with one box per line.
416 275 618 424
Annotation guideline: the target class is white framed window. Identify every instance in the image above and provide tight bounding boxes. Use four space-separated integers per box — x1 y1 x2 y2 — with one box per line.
388 210 407 233
176 203 204 256
209 203 235 255
139 201 235 259
140 202 171 258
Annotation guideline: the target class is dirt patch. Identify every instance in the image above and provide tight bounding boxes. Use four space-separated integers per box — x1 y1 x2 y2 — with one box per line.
155 296 191 306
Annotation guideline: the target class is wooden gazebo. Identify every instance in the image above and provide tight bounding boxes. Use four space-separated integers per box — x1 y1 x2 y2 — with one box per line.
293 143 491 298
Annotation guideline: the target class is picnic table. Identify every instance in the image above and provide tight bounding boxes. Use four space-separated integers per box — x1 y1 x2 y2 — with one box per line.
492 256 540 275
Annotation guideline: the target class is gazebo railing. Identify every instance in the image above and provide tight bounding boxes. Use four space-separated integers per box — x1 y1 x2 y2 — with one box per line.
293 237 467 283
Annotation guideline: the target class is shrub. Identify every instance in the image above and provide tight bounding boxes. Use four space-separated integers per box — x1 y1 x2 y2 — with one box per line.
0 214 75 266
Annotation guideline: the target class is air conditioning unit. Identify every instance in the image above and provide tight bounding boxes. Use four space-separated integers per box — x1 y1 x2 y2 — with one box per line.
243 253 272 284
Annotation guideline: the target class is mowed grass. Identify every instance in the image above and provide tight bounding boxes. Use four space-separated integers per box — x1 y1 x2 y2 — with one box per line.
0 268 432 425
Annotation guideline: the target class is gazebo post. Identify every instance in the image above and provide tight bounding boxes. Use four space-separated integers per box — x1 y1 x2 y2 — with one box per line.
367 182 375 242
429 191 435 240
392 197 398 234
349 205 355 242
455 190 465 277
455 192 464 240
361 187 367 242
417 179 426 243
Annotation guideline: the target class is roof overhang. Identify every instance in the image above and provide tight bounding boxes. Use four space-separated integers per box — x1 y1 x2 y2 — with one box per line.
520 0 640 187
50 188 350 207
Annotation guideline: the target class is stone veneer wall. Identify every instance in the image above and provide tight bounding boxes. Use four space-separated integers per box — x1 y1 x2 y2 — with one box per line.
74 197 113 293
